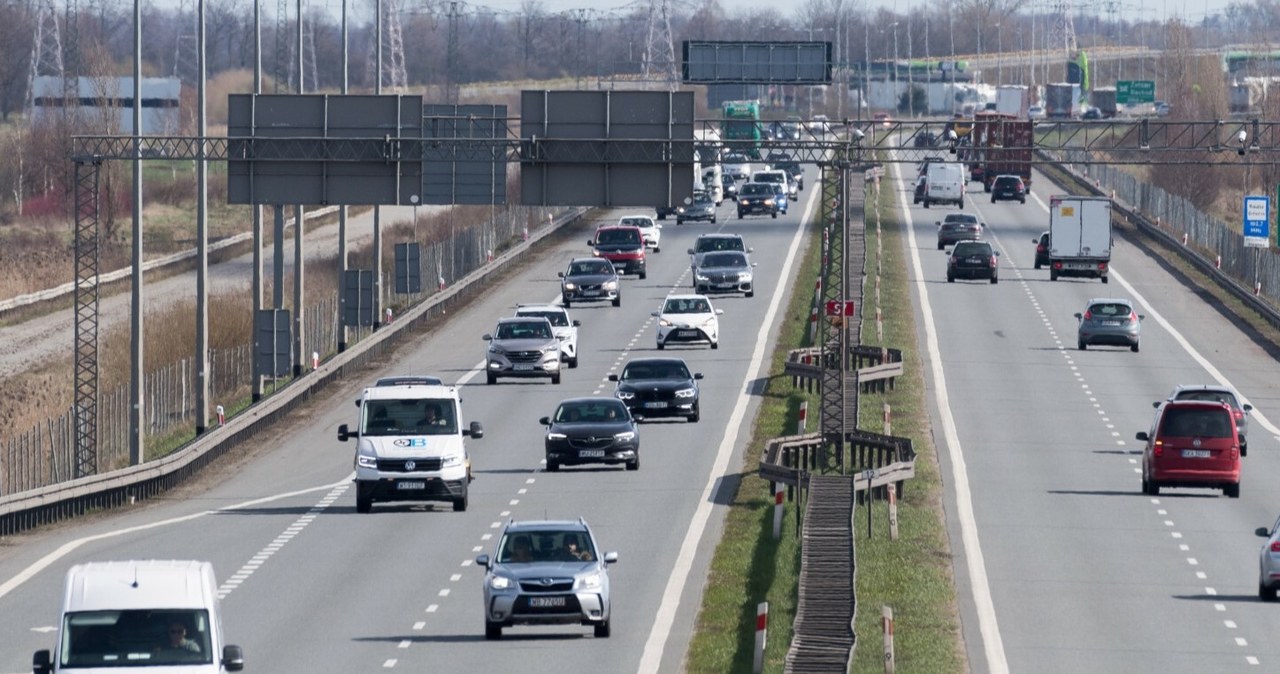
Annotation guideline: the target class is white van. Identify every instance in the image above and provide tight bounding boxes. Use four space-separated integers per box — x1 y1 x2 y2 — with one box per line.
751 169 797 199
338 379 483 513
701 164 724 204
34 560 244 674
922 161 967 209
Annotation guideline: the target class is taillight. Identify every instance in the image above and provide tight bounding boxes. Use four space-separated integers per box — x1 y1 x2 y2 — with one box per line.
1084 310 1093 321
1231 447 1239 460
1153 441 1163 457
1128 311 1138 322
1271 541 1280 553
990 255 998 266
1098 262 1108 271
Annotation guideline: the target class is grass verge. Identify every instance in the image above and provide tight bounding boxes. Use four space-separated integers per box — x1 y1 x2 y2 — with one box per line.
687 179 964 673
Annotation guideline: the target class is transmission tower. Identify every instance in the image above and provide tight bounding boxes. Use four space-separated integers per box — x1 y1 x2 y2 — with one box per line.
1049 0 1079 61
446 1 460 103
642 0 677 87
288 11 319 92
26 0 65 110
172 0 197 83
274 0 288 91
366 0 408 91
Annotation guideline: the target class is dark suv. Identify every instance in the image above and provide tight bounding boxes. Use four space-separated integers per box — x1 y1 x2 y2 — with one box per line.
737 183 780 219
946 240 999 283
990 175 1027 204
590 226 646 278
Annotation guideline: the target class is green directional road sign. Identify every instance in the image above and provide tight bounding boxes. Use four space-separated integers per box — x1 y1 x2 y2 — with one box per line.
1117 80 1156 104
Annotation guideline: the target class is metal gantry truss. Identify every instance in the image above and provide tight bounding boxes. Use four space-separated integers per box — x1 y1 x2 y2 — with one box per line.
71 119 1280 166
818 165 848 471
73 160 101 478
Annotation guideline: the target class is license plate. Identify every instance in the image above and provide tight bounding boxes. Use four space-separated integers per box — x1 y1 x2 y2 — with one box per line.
644 401 669 409
1067 262 1094 270
397 481 426 490
513 363 535 371
579 449 605 458
581 290 600 297
715 283 736 289
678 329 699 337
966 257 983 263
529 596 566 608
1102 320 1120 326
1182 449 1211 458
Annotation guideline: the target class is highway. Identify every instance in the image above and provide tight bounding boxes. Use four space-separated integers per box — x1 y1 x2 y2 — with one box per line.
0 178 819 673
896 160 1280 672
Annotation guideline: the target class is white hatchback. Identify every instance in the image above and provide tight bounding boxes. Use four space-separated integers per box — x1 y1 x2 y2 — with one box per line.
618 214 662 252
652 294 722 350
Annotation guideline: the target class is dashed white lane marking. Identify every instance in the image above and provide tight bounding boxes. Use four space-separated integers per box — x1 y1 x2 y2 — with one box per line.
426 605 438 613
449 574 462 582
413 622 426 630
383 659 397 668
1225 620 1238 629
1237 637 1249 646
1215 603 1226 611
1206 588 1217 596
398 640 411 649
438 589 450 597
1248 656 1260 665
1187 558 1199 566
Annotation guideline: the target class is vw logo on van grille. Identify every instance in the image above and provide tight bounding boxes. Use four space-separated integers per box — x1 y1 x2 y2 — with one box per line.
405 460 416 471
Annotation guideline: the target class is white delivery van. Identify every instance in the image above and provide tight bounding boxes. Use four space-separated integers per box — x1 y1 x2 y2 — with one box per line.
34 560 244 674
922 161 967 209
751 169 796 199
338 378 483 513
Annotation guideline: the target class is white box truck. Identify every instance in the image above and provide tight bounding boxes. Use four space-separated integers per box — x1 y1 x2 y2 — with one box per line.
1047 195 1113 282
338 377 482 513
34 560 244 673
996 85 1030 118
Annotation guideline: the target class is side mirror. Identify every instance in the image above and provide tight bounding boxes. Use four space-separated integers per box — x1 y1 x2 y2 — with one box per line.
1032 238 1039 243
221 645 245 672
694 373 704 380
572 320 582 327
587 239 595 246
558 271 565 278
1152 401 1161 408
1244 403 1254 413
337 424 351 442
687 248 695 255
482 334 492 341
354 399 362 407
475 554 491 568
33 650 52 674
651 311 661 317
467 421 484 439
539 416 551 426
607 374 619 382
1135 431 1149 441
603 551 619 564
935 221 942 226
1138 315 1146 321
715 309 724 315
1257 527 1271 538
1073 313 1082 319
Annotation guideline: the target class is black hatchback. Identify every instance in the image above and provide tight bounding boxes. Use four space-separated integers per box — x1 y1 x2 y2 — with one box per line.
990 175 1027 204
609 357 703 422
540 397 639 471
947 241 999 283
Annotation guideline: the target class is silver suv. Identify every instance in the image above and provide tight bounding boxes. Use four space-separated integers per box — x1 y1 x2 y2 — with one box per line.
516 304 581 369
483 317 562 385
475 518 618 639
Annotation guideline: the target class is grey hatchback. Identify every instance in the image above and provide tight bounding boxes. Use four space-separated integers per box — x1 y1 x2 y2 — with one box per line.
936 213 984 250
1075 298 1144 351
475 518 618 639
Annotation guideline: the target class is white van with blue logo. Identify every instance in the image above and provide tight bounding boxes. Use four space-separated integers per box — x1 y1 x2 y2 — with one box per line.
338 379 483 513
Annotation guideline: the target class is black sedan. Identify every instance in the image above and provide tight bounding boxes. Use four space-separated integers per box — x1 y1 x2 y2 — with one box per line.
1032 231 1050 269
559 258 621 308
609 358 702 422
946 240 999 283
737 183 779 219
540 397 639 471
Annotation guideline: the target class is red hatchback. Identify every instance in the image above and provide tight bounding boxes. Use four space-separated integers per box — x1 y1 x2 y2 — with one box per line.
1137 400 1242 498
590 226 647 279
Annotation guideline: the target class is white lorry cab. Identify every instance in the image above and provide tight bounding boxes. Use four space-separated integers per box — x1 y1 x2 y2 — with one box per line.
34 560 244 674
338 379 483 513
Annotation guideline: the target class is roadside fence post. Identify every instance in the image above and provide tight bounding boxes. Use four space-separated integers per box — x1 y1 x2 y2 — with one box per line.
753 602 768 673
773 482 785 540
883 606 896 673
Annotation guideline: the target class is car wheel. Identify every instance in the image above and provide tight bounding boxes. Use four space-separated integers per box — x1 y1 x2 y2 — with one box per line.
594 619 611 638
1131 341 1140 353
1241 442 1248 457
639 271 647 279
486 372 497 385
1141 474 1150 495
546 459 560 472
569 357 578 369
452 486 468 512
1020 197 1027 204
746 290 754 298
676 219 683 225
551 373 561 385
1034 261 1041 270
946 274 955 283
656 213 665 221
1101 275 1109 284
356 487 373 514
990 276 998 284
1050 269 1059 281
991 196 996 203
626 456 639 471
937 242 944 250
771 212 777 219
1260 583 1278 602
923 200 930 209
959 198 966 210
656 341 665 350
1225 483 1241 498
710 341 719 350
563 299 571 308
612 296 621 307
1078 338 1087 350
711 216 717 224
654 246 661 253
689 404 700 423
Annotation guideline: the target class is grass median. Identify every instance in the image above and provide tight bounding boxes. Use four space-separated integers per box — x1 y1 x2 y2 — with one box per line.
686 179 964 673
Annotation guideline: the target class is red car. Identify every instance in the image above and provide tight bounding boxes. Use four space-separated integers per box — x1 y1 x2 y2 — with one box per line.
1138 400 1242 498
589 226 647 279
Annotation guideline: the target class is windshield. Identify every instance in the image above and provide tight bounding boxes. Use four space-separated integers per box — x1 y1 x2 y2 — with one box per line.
595 228 641 245
1173 390 1237 408
569 260 612 276
944 215 978 225
618 217 653 228
1086 303 1131 319
362 398 460 436
518 310 568 327
498 530 597 563
61 609 213 668
663 297 711 314
696 237 745 253
553 400 630 423
952 242 990 256
622 361 691 380
724 153 748 164
740 184 772 196
754 173 783 184
496 321 553 340
702 252 748 268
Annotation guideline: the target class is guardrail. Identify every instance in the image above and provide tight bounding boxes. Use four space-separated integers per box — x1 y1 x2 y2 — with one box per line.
782 344 903 395
0 206 340 317
0 206 589 536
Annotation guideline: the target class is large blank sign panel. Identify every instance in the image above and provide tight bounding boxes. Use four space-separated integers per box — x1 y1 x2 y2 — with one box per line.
423 104 508 205
520 90 695 207
227 94 423 206
682 41 832 84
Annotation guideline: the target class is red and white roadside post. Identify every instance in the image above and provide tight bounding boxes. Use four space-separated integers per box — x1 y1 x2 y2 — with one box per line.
486 249 493 263
312 351 320 370
753 602 768 673
438 275 447 291
887 480 900 541
797 400 808 434
883 606 896 673
215 405 225 426
773 481 785 540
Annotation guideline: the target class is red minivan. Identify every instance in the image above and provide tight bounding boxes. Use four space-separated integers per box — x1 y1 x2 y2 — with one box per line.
1137 400 1242 498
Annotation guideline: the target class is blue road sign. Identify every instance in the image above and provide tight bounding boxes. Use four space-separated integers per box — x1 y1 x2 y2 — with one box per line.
1244 196 1270 248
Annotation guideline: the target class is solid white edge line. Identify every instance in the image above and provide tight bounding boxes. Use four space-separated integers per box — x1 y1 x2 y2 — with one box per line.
893 159 1009 673
636 180 816 674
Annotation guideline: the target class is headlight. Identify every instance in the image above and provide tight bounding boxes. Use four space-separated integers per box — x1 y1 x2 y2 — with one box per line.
580 572 602 589
703 318 717 327
615 391 635 400
675 388 696 398
489 575 512 590
442 455 464 468
547 432 567 440
659 319 673 327
592 250 602 257
739 199 749 206
563 282 577 290
357 454 377 469
614 431 636 442
488 345 504 354
603 280 618 290
764 199 775 205
695 274 709 282
738 272 753 282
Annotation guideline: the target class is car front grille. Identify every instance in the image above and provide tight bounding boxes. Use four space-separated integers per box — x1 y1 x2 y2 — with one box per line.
518 579 576 593
632 388 676 403
507 350 544 363
377 458 444 472
705 272 738 283
568 436 616 450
